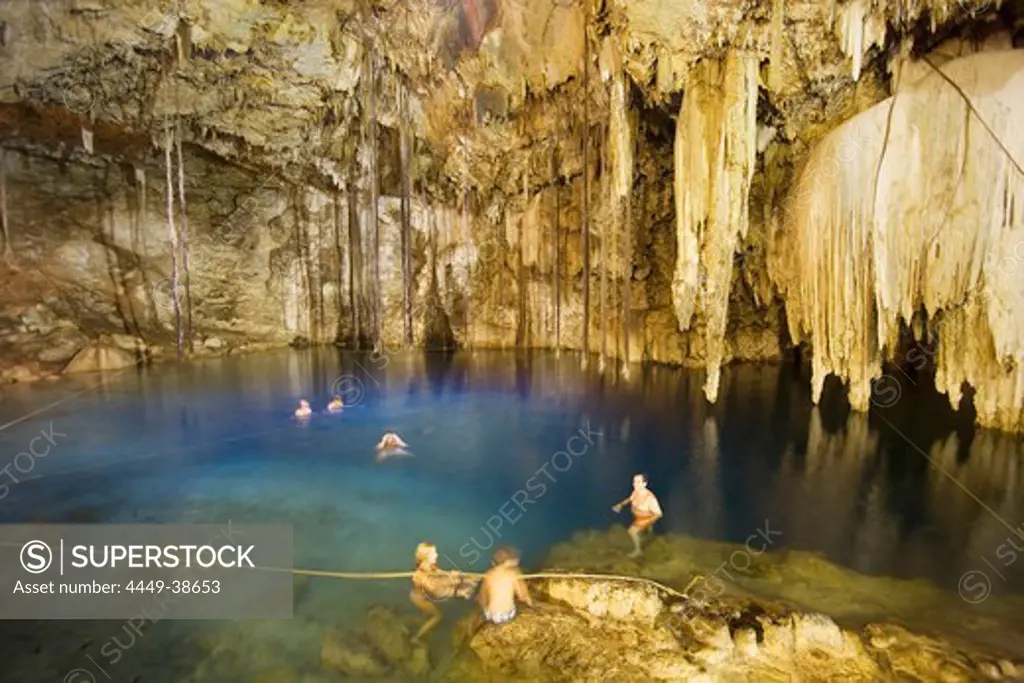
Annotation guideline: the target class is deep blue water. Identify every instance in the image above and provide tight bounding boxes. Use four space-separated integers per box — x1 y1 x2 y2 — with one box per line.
1 350 1022 590
1 349 1023 679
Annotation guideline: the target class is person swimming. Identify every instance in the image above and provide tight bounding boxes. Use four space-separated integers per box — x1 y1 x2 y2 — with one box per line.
612 473 663 558
326 395 344 413
477 546 532 625
294 399 312 418
409 542 471 644
376 432 408 451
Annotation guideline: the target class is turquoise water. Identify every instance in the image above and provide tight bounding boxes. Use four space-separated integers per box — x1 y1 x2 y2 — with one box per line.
0 349 1022 680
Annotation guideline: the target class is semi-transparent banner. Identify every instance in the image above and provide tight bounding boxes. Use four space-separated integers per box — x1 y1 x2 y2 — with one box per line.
0 524 293 619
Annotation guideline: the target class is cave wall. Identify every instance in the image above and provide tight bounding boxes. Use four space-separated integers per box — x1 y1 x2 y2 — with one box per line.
0 122 783 383
2 0 1021 430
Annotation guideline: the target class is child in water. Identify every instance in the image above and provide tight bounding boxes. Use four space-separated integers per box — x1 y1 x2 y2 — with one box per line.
294 399 312 418
477 546 532 625
326 395 344 412
409 542 472 644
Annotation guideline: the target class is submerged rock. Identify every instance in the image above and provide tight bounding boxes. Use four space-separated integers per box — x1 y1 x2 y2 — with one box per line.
448 582 1018 682
320 630 388 678
438 531 1024 682
364 605 412 664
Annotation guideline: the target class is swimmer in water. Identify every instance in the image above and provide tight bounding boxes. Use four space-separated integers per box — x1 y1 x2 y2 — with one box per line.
294 399 312 418
612 473 663 558
326 395 344 412
410 542 471 644
477 546 532 626
376 432 408 451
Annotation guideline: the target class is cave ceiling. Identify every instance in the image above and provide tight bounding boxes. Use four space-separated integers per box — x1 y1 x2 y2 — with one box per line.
0 0 1014 199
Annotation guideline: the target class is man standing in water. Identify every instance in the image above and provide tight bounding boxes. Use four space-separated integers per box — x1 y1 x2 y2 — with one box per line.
612 473 663 557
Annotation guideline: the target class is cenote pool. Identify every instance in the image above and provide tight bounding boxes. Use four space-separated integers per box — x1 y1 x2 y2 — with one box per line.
1 349 1023 681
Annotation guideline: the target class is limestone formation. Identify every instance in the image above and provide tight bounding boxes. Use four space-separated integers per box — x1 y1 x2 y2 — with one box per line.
0 0 1021 431
769 50 1024 431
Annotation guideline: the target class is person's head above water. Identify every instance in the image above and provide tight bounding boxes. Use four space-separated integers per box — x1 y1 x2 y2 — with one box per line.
297 400 310 409
415 542 438 568
633 473 648 491
493 546 520 567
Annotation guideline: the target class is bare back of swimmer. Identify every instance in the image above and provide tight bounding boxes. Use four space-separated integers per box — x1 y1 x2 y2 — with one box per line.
477 547 531 625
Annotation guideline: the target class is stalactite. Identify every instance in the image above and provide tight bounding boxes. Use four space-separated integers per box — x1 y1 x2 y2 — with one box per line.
606 43 634 373
367 46 381 350
463 187 471 343
622 177 631 376
314 205 325 343
517 169 528 348
581 1 591 363
163 123 182 360
552 147 561 353
400 80 413 347
136 165 146 255
297 190 315 342
599 124 608 372
500 211 508 350
334 192 345 342
835 0 885 81
82 122 93 155
769 51 1024 431
673 51 758 403
174 119 193 352
347 169 362 349
0 146 11 263
769 0 786 92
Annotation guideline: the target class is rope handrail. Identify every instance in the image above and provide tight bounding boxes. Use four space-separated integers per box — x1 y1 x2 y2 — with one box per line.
261 565 705 601
0 540 703 600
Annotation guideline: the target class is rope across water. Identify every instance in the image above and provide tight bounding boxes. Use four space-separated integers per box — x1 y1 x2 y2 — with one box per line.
0 541 703 600
262 566 704 602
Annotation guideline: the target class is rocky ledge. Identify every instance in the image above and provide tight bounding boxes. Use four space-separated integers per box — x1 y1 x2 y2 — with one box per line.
434 578 1020 682
182 528 1024 681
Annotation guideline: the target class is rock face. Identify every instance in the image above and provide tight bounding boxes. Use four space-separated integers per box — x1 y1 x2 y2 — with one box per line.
63 343 139 374
0 0 1021 428
444 578 1020 682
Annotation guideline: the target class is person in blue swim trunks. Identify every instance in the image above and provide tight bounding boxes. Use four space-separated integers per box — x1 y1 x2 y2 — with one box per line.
477 546 532 625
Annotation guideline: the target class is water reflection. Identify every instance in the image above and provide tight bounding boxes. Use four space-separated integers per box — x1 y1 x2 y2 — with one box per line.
1 348 1023 604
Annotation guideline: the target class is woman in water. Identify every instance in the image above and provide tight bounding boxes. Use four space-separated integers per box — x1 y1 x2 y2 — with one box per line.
326 395 344 413
410 542 467 644
294 399 312 418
